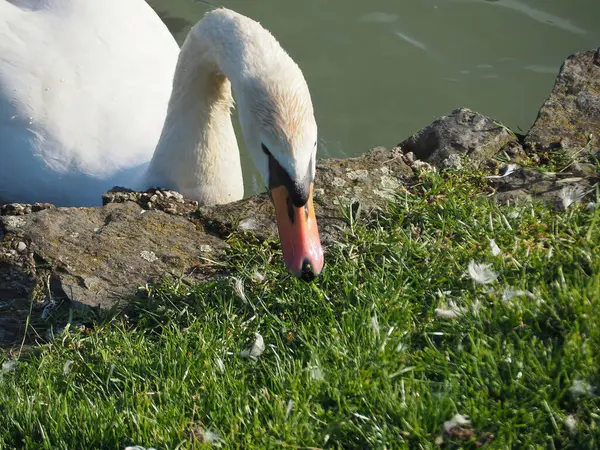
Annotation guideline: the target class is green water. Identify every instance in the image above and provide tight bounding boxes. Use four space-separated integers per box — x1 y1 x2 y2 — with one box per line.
147 0 600 194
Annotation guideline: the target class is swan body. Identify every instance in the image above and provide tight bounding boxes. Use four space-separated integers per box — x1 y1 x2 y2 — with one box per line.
0 2 324 278
0 0 179 205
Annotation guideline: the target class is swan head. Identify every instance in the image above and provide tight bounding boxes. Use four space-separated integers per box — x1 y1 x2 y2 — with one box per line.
237 76 324 280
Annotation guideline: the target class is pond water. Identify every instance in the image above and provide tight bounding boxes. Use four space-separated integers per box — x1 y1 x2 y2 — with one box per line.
146 0 600 195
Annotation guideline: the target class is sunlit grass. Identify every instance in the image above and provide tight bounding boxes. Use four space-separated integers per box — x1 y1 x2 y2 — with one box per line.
1 171 599 449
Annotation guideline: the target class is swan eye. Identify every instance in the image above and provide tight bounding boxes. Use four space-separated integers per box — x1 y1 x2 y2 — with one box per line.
261 143 270 155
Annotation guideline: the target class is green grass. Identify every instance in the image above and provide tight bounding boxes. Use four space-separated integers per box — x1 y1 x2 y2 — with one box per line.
521 133 598 174
1 171 599 449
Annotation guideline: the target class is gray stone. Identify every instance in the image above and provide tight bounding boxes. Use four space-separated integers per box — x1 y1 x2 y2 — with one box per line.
525 49 600 158
441 153 464 170
397 107 517 167
412 160 434 172
403 151 415 165
488 167 595 209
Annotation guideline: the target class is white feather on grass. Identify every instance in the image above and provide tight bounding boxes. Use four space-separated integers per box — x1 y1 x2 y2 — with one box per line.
486 164 518 179
444 414 470 432
559 185 585 210
468 261 498 284
240 333 265 361
570 379 595 396
435 300 467 319
489 239 502 257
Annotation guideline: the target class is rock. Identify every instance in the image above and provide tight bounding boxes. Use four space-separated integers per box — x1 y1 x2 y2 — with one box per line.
2 201 231 310
440 153 463 170
103 187 191 213
489 166 595 209
502 141 529 162
397 108 518 167
0 147 414 339
0 203 55 216
525 49 600 158
570 162 598 178
412 160 434 172
0 317 21 346
403 151 415 165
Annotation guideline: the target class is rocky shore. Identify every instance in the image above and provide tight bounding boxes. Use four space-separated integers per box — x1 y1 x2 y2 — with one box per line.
1 49 599 345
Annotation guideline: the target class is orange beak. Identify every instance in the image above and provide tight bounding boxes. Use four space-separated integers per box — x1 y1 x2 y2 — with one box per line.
271 184 324 280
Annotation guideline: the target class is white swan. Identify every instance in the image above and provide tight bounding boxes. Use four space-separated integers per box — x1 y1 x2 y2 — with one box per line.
0 3 324 279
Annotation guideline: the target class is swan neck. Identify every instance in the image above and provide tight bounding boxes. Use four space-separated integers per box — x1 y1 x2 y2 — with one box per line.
144 31 244 205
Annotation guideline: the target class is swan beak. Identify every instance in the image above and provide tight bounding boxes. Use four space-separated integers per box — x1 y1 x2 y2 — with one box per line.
271 184 324 280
